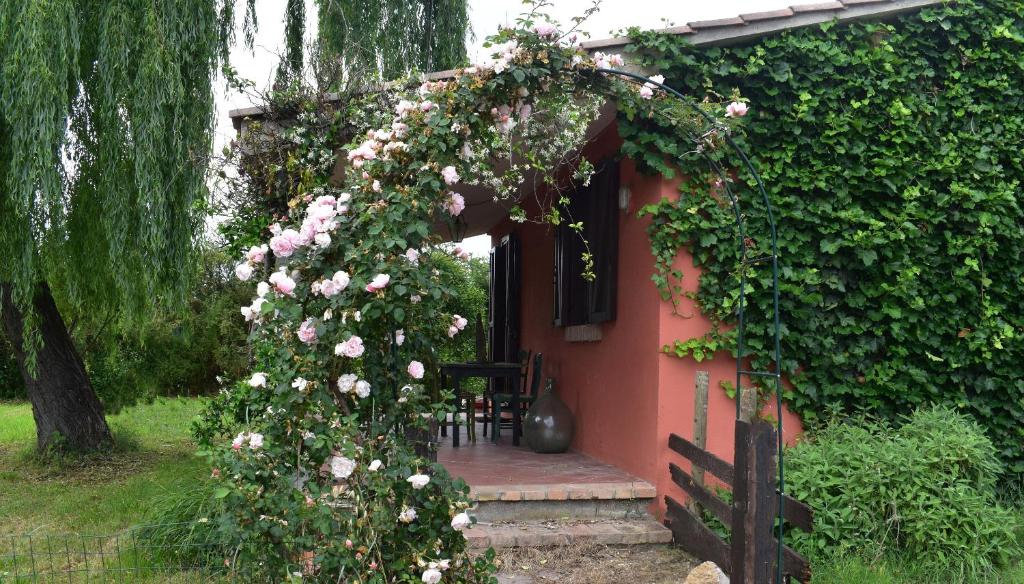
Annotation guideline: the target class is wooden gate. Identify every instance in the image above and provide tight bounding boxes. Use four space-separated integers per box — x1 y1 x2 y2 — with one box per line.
665 419 813 583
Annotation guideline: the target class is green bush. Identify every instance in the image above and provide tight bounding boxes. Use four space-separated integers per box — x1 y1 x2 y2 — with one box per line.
0 249 251 411
785 406 1023 579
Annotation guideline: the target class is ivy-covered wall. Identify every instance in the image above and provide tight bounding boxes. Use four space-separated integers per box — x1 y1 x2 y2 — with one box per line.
620 1 1024 470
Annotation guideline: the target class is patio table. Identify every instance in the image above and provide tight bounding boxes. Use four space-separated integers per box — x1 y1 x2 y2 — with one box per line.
440 362 522 447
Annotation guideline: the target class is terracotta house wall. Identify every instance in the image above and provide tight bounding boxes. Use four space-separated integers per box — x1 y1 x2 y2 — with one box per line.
488 123 802 515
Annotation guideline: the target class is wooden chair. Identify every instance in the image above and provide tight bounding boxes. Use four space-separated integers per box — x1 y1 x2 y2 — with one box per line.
482 349 530 438
491 352 542 441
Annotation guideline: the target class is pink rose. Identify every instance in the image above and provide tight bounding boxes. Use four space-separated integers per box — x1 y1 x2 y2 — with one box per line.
444 192 465 217
269 271 296 296
245 244 268 263
532 22 558 37
335 336 365 359
441 166 460 185
269 228 303 257
638 85 653 99
407 360 425 379
365 273 390 293
726 101 749 118
298 319 318 344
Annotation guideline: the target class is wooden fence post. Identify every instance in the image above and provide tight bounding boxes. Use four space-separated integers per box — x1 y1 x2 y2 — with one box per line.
731 420 779 584
689 371 710 514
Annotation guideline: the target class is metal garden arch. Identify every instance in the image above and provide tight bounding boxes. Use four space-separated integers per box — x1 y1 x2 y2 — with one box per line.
596 67 788 583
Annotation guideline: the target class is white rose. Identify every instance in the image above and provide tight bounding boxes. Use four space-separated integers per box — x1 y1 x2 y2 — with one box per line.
337 374 358 393
235 262 253 281
399 507 417 523
248 372 267 388
248 433 264 449
421 568 442 584
355 380 371 399
450 512 471 531
406 473 430 490
368 459 383 471
329 455 356 479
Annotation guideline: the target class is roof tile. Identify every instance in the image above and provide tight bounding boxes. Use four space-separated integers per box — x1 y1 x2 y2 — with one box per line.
659 24 695 35
740 8 796 22
790 1 846 13
687 16 746 29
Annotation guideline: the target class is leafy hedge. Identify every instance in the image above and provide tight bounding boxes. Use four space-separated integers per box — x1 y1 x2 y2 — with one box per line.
622 1 1024 470
784 406 1022 578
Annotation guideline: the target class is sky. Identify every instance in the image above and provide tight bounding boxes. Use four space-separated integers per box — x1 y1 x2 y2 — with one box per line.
215 0 792 256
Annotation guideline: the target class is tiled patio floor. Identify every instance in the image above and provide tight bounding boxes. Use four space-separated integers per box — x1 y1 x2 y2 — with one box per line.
436 422 644 489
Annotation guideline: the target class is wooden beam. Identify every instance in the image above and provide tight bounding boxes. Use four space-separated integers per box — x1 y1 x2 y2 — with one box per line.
669 433 735 484
751 421 777 582
665 496 731 573
730 421 752 584
669 463 730 525
775 491 814 533
775 539 812 582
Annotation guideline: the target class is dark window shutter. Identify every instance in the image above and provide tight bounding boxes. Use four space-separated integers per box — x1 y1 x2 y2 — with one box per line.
552 159 620 327
585 161 619 323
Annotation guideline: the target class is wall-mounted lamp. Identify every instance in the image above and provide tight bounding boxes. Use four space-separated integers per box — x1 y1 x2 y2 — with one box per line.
618 185 631 211
448 214 468 243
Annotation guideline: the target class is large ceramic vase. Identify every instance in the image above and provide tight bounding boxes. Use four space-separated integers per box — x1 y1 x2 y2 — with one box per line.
524 379 575 453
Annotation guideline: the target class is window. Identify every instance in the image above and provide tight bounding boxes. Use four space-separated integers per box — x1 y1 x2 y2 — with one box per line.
553 159 619 327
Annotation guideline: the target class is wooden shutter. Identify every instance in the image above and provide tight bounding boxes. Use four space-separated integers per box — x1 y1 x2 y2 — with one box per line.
553 159 620 326
585 160 619 323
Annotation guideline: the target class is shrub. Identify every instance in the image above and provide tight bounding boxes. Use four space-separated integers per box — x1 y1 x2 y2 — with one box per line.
785 406 1022 578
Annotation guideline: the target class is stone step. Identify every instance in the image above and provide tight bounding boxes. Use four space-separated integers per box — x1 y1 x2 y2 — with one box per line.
470 481 657 522
465 518 673 549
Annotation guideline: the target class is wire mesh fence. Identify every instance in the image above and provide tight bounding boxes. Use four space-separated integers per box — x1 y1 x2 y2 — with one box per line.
0 523 246 583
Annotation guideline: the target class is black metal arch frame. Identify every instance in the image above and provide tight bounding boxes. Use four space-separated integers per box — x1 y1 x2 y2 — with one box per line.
596 67 787 582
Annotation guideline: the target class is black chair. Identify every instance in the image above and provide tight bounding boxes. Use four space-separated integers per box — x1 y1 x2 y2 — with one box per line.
491 352 542 442
482 349 530 438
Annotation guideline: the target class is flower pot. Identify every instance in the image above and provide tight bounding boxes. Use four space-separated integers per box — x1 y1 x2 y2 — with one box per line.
524 379 574 453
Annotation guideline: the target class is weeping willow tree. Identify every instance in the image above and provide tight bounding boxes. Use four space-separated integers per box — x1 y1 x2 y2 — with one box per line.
275 0 470 83
0 0 246 452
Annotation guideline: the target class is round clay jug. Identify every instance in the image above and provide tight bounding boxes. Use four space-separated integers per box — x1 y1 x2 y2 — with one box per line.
524 379 574 453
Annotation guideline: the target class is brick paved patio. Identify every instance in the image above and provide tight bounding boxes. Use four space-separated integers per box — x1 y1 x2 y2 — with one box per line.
437 423 655 501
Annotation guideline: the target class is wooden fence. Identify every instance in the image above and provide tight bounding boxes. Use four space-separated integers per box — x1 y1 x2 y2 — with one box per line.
665 418 813 583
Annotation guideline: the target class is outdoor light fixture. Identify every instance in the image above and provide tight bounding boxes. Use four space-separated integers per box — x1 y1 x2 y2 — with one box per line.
448 214 468 243
618 185 631 210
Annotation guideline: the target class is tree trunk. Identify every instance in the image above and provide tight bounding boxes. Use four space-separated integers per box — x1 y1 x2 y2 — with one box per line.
0 282 112 452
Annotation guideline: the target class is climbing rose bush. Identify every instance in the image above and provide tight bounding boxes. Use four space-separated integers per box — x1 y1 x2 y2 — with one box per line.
196 8 743 582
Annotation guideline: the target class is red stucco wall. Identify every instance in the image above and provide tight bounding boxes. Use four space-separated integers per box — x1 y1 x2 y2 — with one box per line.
488 124 802 516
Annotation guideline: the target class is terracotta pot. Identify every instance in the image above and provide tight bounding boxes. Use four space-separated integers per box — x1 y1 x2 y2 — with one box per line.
524 379 574 453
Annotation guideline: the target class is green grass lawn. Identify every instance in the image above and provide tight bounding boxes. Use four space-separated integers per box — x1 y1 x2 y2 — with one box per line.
0 398 216 582
0 398 207 535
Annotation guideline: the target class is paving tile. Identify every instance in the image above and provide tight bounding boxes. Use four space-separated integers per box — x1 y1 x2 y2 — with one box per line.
438 423 650 489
